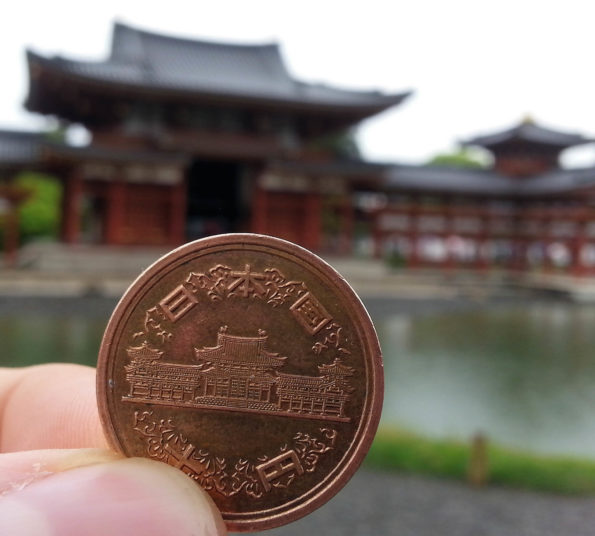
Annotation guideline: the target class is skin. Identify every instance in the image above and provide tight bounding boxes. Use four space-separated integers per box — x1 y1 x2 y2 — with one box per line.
0 364 227 536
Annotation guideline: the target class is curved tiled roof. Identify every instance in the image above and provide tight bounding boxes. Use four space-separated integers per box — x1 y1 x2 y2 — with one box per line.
27 22 410 113
4 128 595 198
0 129 44 167
383 165 516 196
464 120 592 150
0 129 189 170
383 164 595 197
516 167 595 195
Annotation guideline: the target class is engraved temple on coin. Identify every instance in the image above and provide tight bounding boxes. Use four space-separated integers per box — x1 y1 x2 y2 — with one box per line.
124 326 354 421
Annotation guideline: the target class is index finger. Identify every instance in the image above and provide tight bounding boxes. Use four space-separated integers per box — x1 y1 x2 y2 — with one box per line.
0 364 107 452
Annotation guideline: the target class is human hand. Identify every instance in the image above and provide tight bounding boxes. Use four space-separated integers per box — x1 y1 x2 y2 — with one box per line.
0 364 227 536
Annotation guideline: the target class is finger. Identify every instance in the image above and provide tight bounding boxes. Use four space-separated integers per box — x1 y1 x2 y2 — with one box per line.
0 453 227 536
0 364 107 452
0 448 120 495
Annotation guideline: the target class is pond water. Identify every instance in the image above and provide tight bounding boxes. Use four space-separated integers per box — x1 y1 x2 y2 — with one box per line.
0 313 106 368
3 299 595 458
377 303 595 458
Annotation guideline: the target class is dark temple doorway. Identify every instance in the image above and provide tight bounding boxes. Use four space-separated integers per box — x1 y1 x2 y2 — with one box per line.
186 159 243 240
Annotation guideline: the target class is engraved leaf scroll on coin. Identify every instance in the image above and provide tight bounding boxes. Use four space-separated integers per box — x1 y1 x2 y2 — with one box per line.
133 411 337 499
136 264 350 356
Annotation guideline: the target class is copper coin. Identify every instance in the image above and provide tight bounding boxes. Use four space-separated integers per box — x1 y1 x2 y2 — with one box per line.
97 233 383 532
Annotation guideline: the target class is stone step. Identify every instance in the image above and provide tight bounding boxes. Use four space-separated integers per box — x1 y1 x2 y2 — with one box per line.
19 242 168 275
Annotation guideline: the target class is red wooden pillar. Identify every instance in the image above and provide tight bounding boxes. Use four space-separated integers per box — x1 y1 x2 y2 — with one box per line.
571 221 586 277
510 211 526 272
104 174 125 245
475 217 489 272
340 196 354 255
1 183 30 267
519 239 529 272
408 204 420 268
542 217 553 273
251 183 269 235
442 211 454 272
511 237 520 271
372 209 382 259
303 191 321 251
169 175 187 245
61 168 83 243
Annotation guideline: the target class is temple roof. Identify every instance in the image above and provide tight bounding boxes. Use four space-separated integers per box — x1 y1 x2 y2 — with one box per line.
0 128 384 176
384 165 517 196
517 167 595 195
383 164 595 197
269 158 390 177
463 119 592 151
26 22 410 116
43 141 188 165
4 127 595 197
0 129 189 170
0 130 44 167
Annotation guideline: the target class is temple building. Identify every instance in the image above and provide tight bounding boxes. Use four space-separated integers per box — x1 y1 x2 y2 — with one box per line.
1 22 408 253
374 119 595 275
124 327 355 422
4 23 595 276
194 327 285 405
276 358 354 420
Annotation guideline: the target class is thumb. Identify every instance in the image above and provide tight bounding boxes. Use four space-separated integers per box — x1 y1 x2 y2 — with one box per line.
0 448 227 536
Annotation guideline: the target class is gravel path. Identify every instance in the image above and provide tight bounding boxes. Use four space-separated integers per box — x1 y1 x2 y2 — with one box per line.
250 470 595 536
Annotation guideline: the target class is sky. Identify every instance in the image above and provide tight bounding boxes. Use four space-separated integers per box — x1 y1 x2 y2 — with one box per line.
2 0 595 166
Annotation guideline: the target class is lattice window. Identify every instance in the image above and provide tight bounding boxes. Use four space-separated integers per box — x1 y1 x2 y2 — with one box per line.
215 379 229 397
230 378 246 399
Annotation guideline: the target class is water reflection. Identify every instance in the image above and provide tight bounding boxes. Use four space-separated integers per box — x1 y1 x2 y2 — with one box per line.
3 300 595 458
377 303 595 458
0 315 105 368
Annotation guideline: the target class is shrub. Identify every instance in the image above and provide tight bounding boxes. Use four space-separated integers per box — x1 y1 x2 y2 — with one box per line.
15 172 62 243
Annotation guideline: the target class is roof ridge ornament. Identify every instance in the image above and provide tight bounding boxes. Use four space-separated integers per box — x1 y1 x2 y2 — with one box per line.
521 114 535 125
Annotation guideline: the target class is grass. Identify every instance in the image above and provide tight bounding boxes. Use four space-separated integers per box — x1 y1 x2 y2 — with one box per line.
366 427 595 495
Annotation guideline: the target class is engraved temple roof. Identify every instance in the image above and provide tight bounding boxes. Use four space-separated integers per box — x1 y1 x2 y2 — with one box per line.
318 358 355 377
126 342 163 362
195 331 286 369
276 373 326 388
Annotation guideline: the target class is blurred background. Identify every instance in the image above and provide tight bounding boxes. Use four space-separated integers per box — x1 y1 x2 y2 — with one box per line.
3 2 595 534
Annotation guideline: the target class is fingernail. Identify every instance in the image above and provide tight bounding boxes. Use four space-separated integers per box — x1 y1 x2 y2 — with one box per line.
0 457 227 536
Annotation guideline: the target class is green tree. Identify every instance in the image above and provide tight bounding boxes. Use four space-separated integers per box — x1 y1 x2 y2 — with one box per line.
428 147 488 169
310 129 361 159
15 172 62 242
